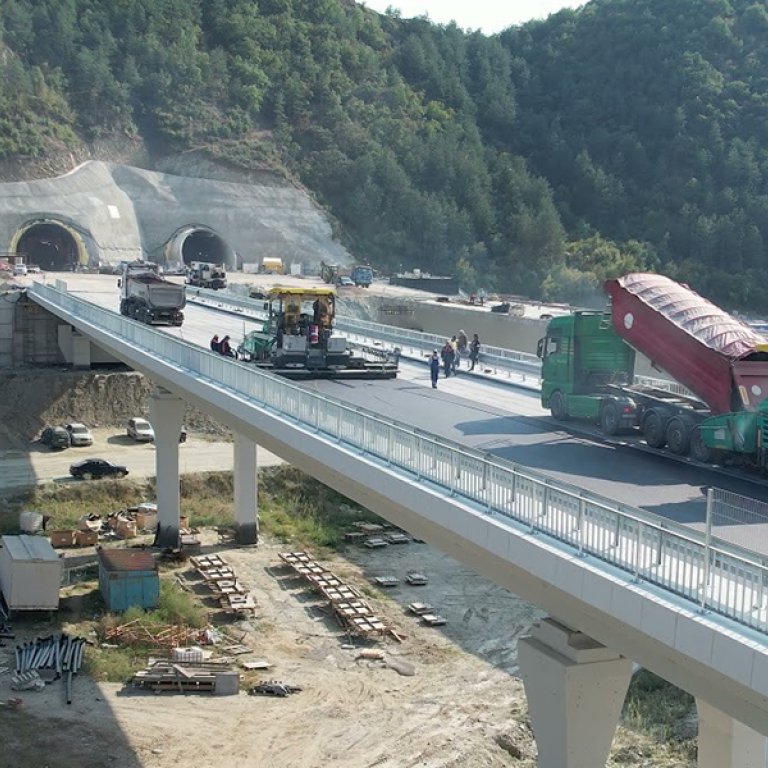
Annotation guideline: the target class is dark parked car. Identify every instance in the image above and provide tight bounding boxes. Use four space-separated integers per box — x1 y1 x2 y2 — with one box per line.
69 458 128 480
40 426 70 450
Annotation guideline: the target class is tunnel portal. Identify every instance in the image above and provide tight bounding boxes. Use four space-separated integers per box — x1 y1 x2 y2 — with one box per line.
16 223 80 271
179 229 233 267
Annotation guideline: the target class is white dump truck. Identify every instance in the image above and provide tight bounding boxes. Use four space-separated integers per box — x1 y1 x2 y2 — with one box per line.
118 261 185 326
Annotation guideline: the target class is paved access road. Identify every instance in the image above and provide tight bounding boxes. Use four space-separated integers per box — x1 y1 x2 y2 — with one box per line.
0 428 282 493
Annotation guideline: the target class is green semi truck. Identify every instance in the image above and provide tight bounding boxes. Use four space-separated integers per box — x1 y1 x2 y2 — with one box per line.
538 273 768 468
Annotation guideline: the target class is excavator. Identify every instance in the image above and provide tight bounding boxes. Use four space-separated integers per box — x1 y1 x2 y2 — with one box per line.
237 286 398 379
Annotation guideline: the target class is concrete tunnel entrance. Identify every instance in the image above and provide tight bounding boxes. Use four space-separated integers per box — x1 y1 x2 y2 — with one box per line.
166 226 236 269
15 222 82 271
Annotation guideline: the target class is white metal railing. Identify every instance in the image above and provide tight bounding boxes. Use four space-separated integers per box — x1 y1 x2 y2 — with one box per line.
29 282 768 634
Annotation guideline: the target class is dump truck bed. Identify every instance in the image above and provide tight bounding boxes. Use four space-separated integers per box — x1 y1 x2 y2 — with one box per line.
605 273 768 414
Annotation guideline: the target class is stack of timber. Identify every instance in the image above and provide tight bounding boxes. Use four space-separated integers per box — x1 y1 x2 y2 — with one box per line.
190 554 256 615
278 551 399 641
130 660 238 695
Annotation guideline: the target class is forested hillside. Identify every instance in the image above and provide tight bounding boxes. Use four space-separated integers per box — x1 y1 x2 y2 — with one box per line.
1 0 767 309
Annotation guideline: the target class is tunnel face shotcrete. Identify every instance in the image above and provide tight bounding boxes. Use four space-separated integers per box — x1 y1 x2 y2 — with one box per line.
15 223 81 271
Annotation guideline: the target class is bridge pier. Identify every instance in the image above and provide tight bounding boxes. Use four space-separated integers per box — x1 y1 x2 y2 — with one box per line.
149 387 185 548
71 330 92 368
233 432 259 545
696 699 767 768
518 618 632 768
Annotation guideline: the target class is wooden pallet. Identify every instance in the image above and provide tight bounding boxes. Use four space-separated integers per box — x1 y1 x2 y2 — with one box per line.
191 555 228 569
321 585 362 602
278 551 314 566
373 575 399 588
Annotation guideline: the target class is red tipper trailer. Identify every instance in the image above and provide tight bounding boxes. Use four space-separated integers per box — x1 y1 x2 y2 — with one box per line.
604 273 768 415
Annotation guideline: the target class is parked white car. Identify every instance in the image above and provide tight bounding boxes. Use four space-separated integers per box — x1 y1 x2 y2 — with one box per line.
13 263 27 276
127 417 155 442
65 422 93 447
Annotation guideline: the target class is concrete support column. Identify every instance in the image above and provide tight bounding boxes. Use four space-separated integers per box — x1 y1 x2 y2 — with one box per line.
518 618 632 768
149 387 185 548
233 432 259 545
696 699 768 768
71 331 91 368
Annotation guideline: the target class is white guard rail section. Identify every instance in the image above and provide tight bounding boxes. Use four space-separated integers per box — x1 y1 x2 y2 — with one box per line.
186 286 688 395
30 281 768 637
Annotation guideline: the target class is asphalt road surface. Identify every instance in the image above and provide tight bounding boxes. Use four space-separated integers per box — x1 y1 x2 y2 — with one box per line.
48 275 768 549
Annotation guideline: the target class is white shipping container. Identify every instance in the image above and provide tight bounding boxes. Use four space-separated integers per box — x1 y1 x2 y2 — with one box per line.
0 535 62 611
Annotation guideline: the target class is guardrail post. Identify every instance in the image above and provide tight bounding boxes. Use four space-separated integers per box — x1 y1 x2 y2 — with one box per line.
483 463 492 513
450 452 456 497
700 488 714 613
416 436 422 480
359 414 367 455
577 498 585 557
336 409 342 442
633 525 642 582
387 425 393 466
613 516 621 548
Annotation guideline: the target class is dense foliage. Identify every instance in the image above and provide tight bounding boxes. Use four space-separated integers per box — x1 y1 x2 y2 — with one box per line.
1 0 767 308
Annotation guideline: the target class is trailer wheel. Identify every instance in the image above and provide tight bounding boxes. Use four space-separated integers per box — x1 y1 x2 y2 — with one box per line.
690 426 712 463
642 410 667 448
599 401 621 435
549 391 569 421
666 417 691 455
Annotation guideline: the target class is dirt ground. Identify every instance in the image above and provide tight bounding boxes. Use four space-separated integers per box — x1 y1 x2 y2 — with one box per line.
1 534 539 768
0 530 694 768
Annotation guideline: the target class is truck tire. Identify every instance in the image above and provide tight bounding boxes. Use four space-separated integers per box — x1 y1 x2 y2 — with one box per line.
690 425 713 463
666 417 691 455
642 409 667 449
549 391 569 421
599 401 621 435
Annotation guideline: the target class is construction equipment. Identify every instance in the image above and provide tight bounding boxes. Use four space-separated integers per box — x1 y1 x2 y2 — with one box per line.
538 272 768 467
320 261 340 284
118 261 185 326
350 265 373 287
186 261 227 290
237 286 398 379
260 257 284 274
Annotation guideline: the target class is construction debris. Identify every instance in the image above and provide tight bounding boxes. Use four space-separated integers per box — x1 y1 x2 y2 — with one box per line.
421 614 447 627
104 619 201 650
14 632 87 703
249 680 303 697
364 538 388 548
241 659 271 671
10 669 45 692
407 602 433 616
405 571 429 586
385 533 410 544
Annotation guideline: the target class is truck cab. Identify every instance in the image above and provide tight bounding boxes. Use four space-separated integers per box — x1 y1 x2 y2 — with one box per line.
538 312 638 430
351 265 373 287
187 261 227 290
